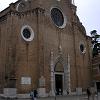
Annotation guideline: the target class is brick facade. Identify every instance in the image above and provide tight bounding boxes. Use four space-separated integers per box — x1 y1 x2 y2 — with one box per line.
0 0 92 96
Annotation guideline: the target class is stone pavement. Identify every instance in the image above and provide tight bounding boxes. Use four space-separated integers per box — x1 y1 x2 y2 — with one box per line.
0 95 100 100
36 95 99 100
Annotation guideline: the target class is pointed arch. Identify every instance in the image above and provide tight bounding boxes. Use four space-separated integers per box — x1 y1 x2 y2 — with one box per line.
55 61 64 72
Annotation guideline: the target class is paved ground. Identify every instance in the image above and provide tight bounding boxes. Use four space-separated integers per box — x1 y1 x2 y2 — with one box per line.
0 95 100 100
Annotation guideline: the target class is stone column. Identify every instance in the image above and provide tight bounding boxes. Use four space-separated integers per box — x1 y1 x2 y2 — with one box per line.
63 54 71 95
67 54 71 94
63 60 67 95
50 51 55 96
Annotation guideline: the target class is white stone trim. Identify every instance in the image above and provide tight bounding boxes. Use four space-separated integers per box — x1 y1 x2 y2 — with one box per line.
50 52 71 96
38 88 47 97
21 25 34 42
50 51 55 96
3 88 17 98
16 3 21 11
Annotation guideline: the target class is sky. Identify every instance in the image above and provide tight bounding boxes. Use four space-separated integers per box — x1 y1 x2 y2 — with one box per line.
0 0 100 36
75 0 100 36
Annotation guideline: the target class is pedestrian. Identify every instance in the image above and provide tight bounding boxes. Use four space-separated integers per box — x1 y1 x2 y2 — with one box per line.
34 90 38 100
87 88 91 100
30 91 34 100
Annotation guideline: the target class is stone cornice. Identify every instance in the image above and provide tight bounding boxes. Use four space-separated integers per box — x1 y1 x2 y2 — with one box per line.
0 7 45 23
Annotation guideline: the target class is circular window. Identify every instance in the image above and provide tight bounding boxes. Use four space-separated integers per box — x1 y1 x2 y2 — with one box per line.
23 28 31 39
21 25 34 42
80 44 86 54
16 2 26 12
51 7 66 28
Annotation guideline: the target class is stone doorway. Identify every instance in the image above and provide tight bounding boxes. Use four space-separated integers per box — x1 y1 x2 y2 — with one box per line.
55 74 63 95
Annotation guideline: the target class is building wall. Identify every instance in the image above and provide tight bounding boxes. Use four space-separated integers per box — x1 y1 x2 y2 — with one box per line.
0 0 92 95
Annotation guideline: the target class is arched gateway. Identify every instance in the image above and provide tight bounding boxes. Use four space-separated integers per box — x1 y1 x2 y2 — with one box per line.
50 51 71 96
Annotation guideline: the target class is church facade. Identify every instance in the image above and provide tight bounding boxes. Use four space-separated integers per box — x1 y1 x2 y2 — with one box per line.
0 0 92 97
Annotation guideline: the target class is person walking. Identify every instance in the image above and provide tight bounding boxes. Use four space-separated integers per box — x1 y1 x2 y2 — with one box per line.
30 91 34 100
34 90 38 100
87 88 91 100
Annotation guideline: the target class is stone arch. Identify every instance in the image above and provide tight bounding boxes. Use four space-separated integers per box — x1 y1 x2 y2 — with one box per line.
50 52 70 96
53 55 68 95
54 59 64 72
54 55 65 71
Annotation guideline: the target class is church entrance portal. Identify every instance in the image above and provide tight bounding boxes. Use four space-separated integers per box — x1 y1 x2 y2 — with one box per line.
55 74 63 95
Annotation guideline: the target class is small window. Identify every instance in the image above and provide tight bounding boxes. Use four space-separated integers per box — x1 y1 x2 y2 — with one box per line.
23 28 31 39
80 43 86 54
80 44 84 52
21 25 34 42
